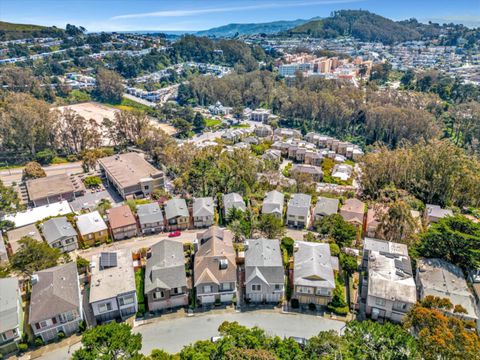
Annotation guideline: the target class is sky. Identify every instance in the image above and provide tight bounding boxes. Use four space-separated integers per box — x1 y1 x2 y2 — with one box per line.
1 0 479 32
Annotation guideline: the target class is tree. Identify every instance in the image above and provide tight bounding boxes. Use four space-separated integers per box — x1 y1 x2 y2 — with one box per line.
147 349 174 360
58 108 102 154
83 176 102 188
415 215 480 272
280 237 294 256
339 253 357 276
10 237 61 276
72 322 143 360
0 180 20 215
193 112 205 132
96 198 112 215
23 161 46 180
103 110 150 147
315 214 357 248
172 118 192 138
35 149 56 165
305 330 345 359
95 68 124 104
257 214 285 239
377 200 418 243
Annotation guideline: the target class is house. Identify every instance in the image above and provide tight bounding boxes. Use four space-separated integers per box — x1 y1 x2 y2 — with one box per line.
416 258 479 329
254 124 273 137
0 278 23 355
262 149 282 162
262 190 284 219
192 197 215 228
194 227 237 305
304 151 323 166
6 224 43 255
26 174 85 207
314 197 339 220
274 128 302 139
98 152 165 199
340 198 365 227
107 205 138 240
75 211 109 246
365 250 416 322
164 198 189 230
365 206 388 238
29 262 82 342
145 240 188 312
3 201 72 228
245 239 284 303
250 108 271 122
89 250 137 323
424 204 453 224
137 202 164 234
223 193 246 217
286 194 311 229
362 238 408 269
292 241 337 306
331 164 353 181
40 217 78 253
291 164 323 182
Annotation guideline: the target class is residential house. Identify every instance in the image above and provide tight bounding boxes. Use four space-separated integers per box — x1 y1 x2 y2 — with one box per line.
274 128 302 139
223 193 246 217
164 198 190 231
3 201 72 228
340 198 365 227
331 164 353 181
75 211 109 246
107 205 138 240
137 202 164 234
291 164 323 182
362 238 408 269
194 227 237 305
145 240 188 312
286 194 311 229
424 204 453 224
262 190 284 219
98 152 165 199
250 108 271 122
365 206 389 238
192 197 215 228
6 224 43 255
304 151 323 166
26 174 85 207
365 250 416 322
292 241 337 306
89 250 137 323
416 258 479 330
262 149 282 162
29 262 82 342
40 217 78 253
0 278 23 355
314 197 339 220
254 124 273 137
245 239 284 303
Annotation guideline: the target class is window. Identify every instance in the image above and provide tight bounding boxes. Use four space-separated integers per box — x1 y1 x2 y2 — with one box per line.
297 286 313 294
38 320 49 329
298 216 305 220
316 288 330 296
173 287 183 295
87 234 93 239
221 283 232 291
203 285 212 293
153 291 165 299
251 284 261 292
375 298 386 307
98 302 113 313
144 185 149 190
119 296 134 306
274 284 282 291
59 311 74 323
65 238 75 244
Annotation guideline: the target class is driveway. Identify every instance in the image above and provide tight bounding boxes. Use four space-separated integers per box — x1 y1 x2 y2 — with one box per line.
34 311 344 359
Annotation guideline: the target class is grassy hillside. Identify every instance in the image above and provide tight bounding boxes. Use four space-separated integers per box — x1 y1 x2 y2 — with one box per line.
0 21 64 41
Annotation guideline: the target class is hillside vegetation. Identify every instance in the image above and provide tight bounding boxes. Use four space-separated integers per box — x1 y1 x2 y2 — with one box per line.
0 21 64 41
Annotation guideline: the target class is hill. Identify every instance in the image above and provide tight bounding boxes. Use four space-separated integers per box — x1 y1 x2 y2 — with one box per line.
196 18 316 38
0 21 64 41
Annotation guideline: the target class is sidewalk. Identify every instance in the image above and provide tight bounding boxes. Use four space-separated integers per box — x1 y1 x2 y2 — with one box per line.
22 335 81 360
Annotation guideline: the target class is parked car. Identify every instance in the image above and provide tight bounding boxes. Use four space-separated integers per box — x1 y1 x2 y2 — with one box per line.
168 230 181 237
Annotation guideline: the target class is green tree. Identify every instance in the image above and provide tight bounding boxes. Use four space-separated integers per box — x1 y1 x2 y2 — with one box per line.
415 215 480 272
95 67 124 104
35 149 56 165
315 214 357 248
193 112 206 132
83 176 102 188
72 322 143 360
280 237 294 256
147 349 174 360
339 253 357 276
305 330 344 359
96 198 112 215
0 180 20 215
377 200 417 243
257 214 285 239
10 237 61 276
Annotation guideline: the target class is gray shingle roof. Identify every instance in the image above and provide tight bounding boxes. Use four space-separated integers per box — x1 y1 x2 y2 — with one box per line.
245 239 284 285
0 277 20 333
314 197 339 217
223 193 246 213
165 198 189 220
294 241 335 289
287 194 311 218
262 190 284 216
145 240 187 293
29 262 80 324
193 197 214 217
41 217 77 245
137 202 164 225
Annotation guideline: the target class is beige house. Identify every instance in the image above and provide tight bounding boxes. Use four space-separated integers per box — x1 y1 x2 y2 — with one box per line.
340 198 365 227
107 205 138 240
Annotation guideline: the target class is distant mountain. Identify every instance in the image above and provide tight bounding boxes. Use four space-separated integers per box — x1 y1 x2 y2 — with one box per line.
196 18 318 38
0 21 64 41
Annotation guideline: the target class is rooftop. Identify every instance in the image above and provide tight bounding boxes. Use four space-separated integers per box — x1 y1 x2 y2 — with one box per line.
107 205 136 229
0 277 20 333
41 217 77 244
192 197 214 217
164 198 189 220
26 174 79 202
137 202 164 224
6 224 43 254
3 201 72 228
294 241 336 289
76 211 108 235
363 238 408 257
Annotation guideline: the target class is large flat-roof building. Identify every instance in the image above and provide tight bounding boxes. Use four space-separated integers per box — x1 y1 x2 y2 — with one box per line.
26 174 85 207
98 153 165 199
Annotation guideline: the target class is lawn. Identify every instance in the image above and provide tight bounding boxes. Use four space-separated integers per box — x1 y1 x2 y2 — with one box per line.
205 118 222 127
135 268 146 315
113 97 156 115
231 123 250 129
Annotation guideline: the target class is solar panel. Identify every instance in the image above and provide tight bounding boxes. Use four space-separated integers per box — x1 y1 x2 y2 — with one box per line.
100 252 117 269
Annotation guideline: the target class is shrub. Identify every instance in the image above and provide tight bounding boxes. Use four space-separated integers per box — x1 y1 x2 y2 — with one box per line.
35 149 56 165
291 298 299 308
35 337 44 347
79 320 86 332
66 154 79 162
83 176 102 188
281 237 294 256
329 243 340 257
57 331 65 339
18 343 28 352
308 303 317 311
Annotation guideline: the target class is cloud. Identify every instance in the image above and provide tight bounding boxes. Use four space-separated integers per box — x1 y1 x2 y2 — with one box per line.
111 0 362 20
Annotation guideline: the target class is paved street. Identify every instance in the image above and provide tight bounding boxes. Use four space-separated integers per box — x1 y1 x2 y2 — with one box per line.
0 162 83 186
34 311 345 359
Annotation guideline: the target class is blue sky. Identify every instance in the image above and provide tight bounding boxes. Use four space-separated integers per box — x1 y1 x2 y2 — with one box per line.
1 0 479 32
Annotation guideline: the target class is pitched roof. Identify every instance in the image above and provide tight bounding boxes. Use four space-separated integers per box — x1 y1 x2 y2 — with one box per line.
145 240 187 293
107 205 136 229
194 227 236 287
164 198 189 220
6 224 43 254
0 277 20 333
223 193 246 213
340 198 365 223
29 262 80 324
137 202 164 224
262 190 284 216
41 217 77 244
245 239 284 285
314 197 339 217
193 197 214 217
294 241 335 289
287 193 311 217
76 211 107 235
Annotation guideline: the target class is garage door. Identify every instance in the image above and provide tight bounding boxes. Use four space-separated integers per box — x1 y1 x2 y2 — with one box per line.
220 293 233 302
201 295 215 304
248 293 263 302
